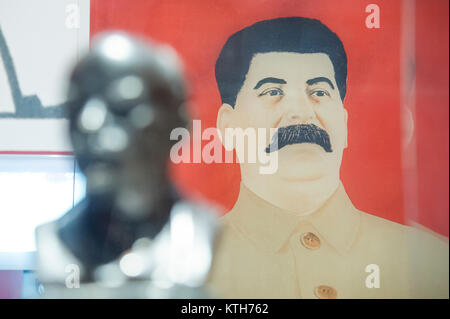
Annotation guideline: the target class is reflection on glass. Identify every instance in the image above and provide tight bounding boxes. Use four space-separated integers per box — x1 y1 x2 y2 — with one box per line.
0 155 86 253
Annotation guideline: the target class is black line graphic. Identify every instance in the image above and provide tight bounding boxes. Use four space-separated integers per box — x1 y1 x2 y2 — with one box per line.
0 26 67 118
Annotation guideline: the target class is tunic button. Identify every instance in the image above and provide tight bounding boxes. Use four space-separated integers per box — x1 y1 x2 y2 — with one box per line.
300 232 321 250
314 285 338 299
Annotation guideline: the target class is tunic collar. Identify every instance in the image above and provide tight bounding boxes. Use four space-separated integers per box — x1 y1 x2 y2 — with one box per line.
224 181 361 255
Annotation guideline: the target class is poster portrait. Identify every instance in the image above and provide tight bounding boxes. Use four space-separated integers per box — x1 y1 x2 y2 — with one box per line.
1 0 447 299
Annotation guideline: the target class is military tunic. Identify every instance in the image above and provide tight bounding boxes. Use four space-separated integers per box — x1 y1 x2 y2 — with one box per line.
207 183 449 298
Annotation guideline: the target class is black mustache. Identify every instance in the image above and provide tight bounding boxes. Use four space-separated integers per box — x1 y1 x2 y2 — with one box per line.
265 124 332 153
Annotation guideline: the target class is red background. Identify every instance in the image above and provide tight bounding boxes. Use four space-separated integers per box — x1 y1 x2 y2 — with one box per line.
90 0 449 237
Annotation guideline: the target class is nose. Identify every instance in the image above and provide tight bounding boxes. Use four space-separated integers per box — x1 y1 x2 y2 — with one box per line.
283 92 316 125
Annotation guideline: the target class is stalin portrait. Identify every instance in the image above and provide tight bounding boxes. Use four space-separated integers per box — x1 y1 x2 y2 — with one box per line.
207 17 449 298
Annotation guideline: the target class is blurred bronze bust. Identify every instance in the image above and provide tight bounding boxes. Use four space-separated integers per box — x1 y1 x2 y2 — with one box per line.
35 32 218 298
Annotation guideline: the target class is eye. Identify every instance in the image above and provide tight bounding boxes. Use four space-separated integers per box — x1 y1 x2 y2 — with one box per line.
310 89 331 98
259 87 284 97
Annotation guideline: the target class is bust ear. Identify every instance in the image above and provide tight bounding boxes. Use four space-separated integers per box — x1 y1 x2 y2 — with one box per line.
216 103 236 151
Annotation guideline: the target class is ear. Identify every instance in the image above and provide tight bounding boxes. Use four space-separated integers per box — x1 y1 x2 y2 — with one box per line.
343 108 348 148
216 103 236 151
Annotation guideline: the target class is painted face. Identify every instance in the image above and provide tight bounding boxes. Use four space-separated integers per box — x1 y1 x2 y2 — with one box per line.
222 52 348 181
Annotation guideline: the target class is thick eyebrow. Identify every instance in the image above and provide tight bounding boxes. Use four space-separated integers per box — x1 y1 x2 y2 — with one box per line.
253 77 287 90
306 77 335 90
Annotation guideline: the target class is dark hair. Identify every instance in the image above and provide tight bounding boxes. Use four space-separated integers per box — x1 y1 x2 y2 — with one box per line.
215 17 347 106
